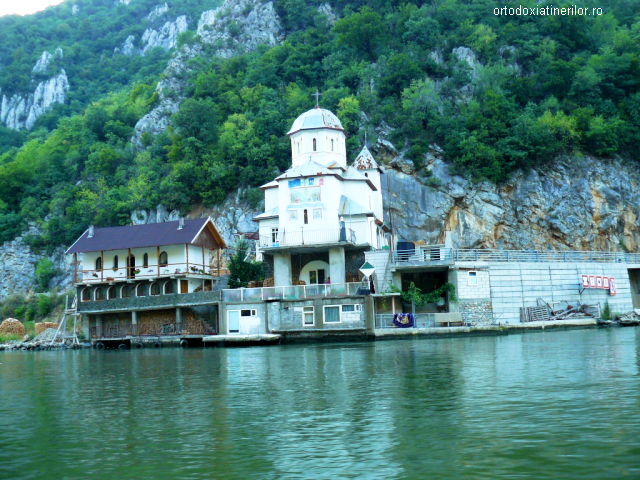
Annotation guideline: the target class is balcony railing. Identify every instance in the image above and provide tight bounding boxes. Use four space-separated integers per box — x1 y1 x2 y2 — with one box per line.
77 262 228 284
259 228 356 249
90 320 216 339
221 282 367 302
391 247 640 266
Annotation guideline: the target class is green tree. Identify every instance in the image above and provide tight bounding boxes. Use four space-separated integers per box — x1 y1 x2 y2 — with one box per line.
228 237 264 289
35 258 58 292
333 7 388 61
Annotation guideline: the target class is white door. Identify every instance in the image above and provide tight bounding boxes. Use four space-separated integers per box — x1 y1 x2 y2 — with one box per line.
228 310 240 333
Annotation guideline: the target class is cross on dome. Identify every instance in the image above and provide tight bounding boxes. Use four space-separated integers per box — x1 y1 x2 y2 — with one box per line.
311 89 322 108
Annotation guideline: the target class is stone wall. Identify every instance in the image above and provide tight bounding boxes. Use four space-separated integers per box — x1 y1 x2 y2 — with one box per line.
458 300 493 324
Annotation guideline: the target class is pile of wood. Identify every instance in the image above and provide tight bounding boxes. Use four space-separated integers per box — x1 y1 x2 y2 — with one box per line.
35 322 59 335
346 273 360 283
247 281 263 288
617 310 640 326
0 318 26 336
263 277 275 287
521 298 600 322
183 310 215 335
139 310 176 335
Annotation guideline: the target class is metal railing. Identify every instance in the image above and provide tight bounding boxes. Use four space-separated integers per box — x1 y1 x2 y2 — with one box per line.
375 312 496 329
391 247 640 266
78 262 228 284
259 228 356 248
222 282 367 302
392 247 453 264
91 320 216 339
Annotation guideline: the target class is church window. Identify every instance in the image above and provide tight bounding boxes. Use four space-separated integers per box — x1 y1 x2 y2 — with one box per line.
313 138 316 151
95 288 104 301
271 228 279 244
136 284 146 297
364 172 368 177
313 208 322 220
113 255 118 269
304 209 309 224
159 251 168 267
95 257 102 271
143 253 149 268
150 282 160 296
331 139 334 151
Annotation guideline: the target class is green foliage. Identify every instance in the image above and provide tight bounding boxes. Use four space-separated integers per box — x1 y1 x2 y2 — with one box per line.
1 0 639 249
601 300 612 320
228 237 264 289
35 258 58 292
0 293 65 323
390 281 457 306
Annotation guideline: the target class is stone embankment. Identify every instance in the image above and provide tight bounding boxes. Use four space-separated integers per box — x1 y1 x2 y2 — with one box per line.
0 328 82 351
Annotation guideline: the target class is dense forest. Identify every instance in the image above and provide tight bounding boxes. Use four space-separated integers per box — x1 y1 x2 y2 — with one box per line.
0 0 639 251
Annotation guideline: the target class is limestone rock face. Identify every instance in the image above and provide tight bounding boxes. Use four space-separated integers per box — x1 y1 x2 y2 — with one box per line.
142 15 188 54
131 204 181 225
147 2 169 21
382 152 640 253
72 5 80 15
317 3 337 25
119 35 137 56
1 70 69 130
133 0 283 144
197 0 283 58
0 224 72 300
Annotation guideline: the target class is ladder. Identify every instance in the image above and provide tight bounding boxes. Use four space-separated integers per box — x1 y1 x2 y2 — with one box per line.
49 295 81 347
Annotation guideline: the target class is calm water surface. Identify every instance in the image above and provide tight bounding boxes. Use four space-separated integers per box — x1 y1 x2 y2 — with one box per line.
1 328 639 479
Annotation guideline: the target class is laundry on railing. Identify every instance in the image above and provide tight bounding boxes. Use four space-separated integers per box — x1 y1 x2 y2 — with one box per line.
392 313 414 328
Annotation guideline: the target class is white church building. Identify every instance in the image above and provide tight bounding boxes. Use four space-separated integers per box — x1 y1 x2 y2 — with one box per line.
254 105 389 288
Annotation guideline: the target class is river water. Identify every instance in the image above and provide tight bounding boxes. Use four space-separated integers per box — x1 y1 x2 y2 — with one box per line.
1 328 639 479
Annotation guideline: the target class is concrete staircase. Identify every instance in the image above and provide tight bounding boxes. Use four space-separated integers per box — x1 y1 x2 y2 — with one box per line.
365 249 394 293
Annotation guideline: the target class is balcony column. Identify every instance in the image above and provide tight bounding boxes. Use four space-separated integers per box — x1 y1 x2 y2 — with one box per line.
96 315 103 338
176 307 183 333
273 251 293 287
132 311 138 335
329 247 346 285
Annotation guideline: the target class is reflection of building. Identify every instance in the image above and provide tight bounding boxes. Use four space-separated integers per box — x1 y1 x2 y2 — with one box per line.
255 106 388 288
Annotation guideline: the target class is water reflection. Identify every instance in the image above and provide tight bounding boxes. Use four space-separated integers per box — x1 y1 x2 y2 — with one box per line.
0 329 639 479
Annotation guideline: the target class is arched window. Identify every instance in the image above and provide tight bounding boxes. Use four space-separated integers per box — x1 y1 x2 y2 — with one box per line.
365 172 368 177
121 285 130 298
113 255 118 269
164 281 174 294
150 282 160 296
304 209 308 225
331 139 334 151
107 286 116 300
159 251 168 267
136 284 146 297
95 257 102 270
297 142 300 154
81 288 90 302
143 253 149 268
313 138 316 151
95 288 104 301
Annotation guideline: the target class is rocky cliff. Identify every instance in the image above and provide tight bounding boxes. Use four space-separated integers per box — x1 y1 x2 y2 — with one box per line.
380 147 640 253
0 49 69 131
132 0 284 143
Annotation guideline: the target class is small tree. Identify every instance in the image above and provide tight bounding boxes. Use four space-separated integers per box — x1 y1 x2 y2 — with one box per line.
601 300 611 320
228 237 264 289
35 258 58 292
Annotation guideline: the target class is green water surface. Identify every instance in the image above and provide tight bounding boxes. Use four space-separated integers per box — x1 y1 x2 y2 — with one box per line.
1 328 639 479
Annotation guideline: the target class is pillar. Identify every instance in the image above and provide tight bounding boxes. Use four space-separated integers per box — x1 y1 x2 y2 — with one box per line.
329 247 346 284
273 251 293 286
96 315 103 338
176 307 183 333
81 314 90 340
132 311 138 335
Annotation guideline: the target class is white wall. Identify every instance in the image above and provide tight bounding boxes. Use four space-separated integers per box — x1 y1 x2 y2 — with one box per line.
290 129 346 168
487 262 634 323
300 260 331 285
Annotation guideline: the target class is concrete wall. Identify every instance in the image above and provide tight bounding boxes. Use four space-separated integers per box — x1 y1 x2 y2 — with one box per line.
221 302 266 335
486 262 634 323
267 297 366 332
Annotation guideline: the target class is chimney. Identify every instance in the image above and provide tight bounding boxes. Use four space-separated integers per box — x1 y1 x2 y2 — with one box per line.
88 225 94 238
178 217 184 230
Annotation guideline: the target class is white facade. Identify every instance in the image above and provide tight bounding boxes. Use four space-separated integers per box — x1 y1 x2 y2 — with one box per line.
256 107 387 252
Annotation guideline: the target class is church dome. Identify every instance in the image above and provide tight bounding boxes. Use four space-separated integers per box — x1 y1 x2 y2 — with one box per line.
287 107 344 135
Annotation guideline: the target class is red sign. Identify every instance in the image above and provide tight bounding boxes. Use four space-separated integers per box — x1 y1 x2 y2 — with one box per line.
609 278 616 296
589 275 596 288
596 276 603 289
603 277 610 289
581 275 589 288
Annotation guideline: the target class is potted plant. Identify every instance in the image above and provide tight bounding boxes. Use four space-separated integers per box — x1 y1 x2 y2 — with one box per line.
92 272 99 278
133 268 141 275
